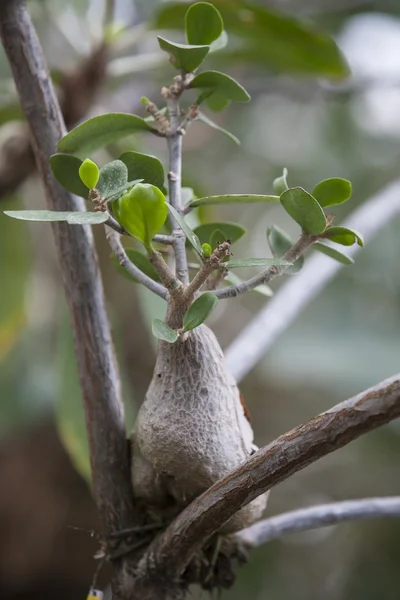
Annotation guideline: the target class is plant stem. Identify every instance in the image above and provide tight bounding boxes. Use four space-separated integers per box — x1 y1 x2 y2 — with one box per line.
167 95 189 285
185 241 230 299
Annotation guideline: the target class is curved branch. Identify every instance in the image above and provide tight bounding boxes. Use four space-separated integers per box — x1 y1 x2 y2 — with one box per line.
226 178 400 382
236 497 400 548
140 374 400 581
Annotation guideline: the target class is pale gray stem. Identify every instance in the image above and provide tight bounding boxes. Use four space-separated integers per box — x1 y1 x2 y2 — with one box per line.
237 497 400 548
167 96 189 285
106 228 169 299
226 178 400 382
214 231 313 299
153 234 174 245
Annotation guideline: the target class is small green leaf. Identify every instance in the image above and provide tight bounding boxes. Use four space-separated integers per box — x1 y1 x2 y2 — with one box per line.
193 222 246 247
119 151 165 191
227 257 291 268
224 271 273 297
167 204 203 255
185 2 223 45
197 111 239 144
4 210 108 224
267 225 304 274
313 241 354 264
281 187 326 234
152 319 179 343
188 193 279 208
97 160 128 198
190 70 250 102
113 248 161 283
50 154 89 198
312 178 352 208
58 113 155 155
78 158 99 189
118 184 168 249
157 36 210 72
183 292 218 331
323 226 364 247
205 93 231 112
273 167 289 196
201 243 212 257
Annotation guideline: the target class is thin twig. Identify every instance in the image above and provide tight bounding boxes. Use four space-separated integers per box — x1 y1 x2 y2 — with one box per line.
149 249 182 294
225 178 400 382
236 497 400 548
214 231 313 299
0 0 136 542
106 229 169 300
153 234 174 245
166 91 189 285
185 241 231 298
138 373 400 581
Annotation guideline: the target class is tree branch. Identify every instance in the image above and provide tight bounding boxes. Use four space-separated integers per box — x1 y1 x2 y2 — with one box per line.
226 178 400 382
237 497 400 548
138 373 400 582
214 231 313 299
0 0 136 543
106 228 169 300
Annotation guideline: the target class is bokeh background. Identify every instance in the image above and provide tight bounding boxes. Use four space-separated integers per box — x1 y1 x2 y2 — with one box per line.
1 0 400 598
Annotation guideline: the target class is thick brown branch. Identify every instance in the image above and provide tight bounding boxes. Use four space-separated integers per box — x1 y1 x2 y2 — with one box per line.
0 0 136 542
138 374 400 582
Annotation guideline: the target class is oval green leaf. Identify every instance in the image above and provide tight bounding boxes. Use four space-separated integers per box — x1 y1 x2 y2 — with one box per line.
183 292 218 331
79 158 99 189
197 111 239 144
152 319 179 343
97 160 128 198
280 187 326 234
50 153 89 198
193 222 246 246
157 36 210 72
113 248 161 283
167 204 203 255
118 184 168 249
314 241 354 265
185 2 223 45
312 178 352 208
58 113 156 155
187 193 279 209
3 210 108 224
205 92 231 112
119 151 165 191
190 70 250 102
227 257 291 268
323 226 364 247
273 167 289 196
267 224 304 274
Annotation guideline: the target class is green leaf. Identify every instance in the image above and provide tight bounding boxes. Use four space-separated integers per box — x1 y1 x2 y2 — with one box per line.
183 292 218 331
119 151 165 191
273 167 289 196
205 93 231 112
210 229 227 251
312 178 352 208
280 187 326 234
154 1 350 77
118 184 168 249
113 248 161 283
152 319 179 343
50 154 89 198
190 70 250 102
185 2 224 45
314 241 354 265
78 158 99 189
267 225 304 274
167 204 203 255
3 210 108 224
58 113 155 155
227 257 291 268
157 36 209 72
323 226 364 247
210 29 228 53
197 111 239 144
105 179 144 203
97 160 128 198
224 271 273 297
193 222 246 247
188 193 279 208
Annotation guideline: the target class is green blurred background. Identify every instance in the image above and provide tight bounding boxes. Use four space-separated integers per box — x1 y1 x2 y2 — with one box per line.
0 0 400 598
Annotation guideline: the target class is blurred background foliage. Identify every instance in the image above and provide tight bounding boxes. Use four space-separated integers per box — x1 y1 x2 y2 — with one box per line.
0 0 400 598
